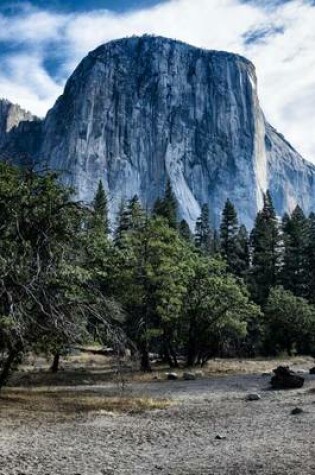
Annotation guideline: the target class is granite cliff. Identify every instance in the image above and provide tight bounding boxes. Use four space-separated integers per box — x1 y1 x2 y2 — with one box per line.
1 36 314 228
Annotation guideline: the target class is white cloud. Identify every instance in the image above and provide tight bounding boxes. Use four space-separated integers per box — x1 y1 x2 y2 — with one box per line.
0 53 62 115
0 0 314 161
243 0 315 161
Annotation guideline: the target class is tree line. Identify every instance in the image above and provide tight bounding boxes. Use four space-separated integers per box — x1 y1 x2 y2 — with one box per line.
0 163 315 387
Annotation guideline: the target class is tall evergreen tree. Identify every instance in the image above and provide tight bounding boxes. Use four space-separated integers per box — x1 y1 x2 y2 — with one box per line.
179 219 193 242
92 180 109 234
212 230 221 255
220 199 239 273
114 200 131 245
153 179 177 228
250 191 281 305
127 195 145 231
234 224 250 278
281 206 308 297
113 216 192 370
195 204 213 254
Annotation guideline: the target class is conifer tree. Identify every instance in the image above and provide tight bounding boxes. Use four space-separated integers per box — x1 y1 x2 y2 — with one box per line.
281 205 308 297
195 204 213 254
212 230 221 255
220 199 239 273
249 191 281 305
114 200 131 245
127 195 145 231
92 180 109 234
114 196 145 249
234 224 250 278
179 219 193 242
153 179 177 228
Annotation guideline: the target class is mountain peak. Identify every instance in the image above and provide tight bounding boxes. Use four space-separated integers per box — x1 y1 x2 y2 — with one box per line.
89 35 255 68
1 37 315 228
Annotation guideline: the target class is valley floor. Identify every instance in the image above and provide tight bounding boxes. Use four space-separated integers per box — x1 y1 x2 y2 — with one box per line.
0 360 315 475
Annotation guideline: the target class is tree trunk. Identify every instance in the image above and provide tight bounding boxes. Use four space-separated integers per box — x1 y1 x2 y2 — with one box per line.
162 341 174 367
50 352 60 373
169 343 179 368
140 341 151 372
0 350 18 391
186 349 196 367
186 315 197 367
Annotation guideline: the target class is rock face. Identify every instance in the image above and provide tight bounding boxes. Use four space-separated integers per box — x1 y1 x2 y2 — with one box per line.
0 99 41 164
0 99 36 144
1 36 315 228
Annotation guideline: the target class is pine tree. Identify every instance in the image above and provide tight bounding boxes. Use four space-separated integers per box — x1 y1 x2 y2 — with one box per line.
92 180 109 234
127 195 145 231
220 199 239 273
281 206 308 297
153 179 177 228
195 204 213 254
234 224 250 278
114 200 131 245
114 196 146 248
179 219 192 242
212 230 221 255
249 191 281 305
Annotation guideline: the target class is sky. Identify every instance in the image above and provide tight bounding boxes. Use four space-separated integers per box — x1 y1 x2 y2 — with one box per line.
0 0 314 162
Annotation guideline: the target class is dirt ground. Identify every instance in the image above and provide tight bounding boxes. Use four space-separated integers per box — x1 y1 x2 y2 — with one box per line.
0 357 315 475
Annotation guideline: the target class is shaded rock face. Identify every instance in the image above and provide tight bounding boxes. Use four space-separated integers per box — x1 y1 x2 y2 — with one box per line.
1 36 315 228
0 99 41 164
0 99 35 143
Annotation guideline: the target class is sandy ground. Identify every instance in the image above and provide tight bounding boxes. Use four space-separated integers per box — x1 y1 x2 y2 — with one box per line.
1 368 315 475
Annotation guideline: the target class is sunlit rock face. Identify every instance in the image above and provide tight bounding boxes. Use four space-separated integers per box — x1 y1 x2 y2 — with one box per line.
1 36 315 228
266 123 315 220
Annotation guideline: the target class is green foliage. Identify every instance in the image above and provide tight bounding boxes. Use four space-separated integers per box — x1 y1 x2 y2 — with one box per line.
178 219 193 242
1 163 314 383
0 164 122 388
114 196 145 246
184 256 261 365
234 225 250 278
281 206 309 298
249 191 281 305
264 287 315 355
112 215 194 369
91 180 109 234
195 204 213 255
220 199 239 271
153 179 177 229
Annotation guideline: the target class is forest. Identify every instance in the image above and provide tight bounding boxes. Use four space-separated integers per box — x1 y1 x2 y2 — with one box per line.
1 162 315 388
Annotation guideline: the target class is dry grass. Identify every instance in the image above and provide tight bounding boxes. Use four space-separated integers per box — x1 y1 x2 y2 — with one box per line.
128 356 314 382
203 356 314 374
8 352 314 388
0 389 171 422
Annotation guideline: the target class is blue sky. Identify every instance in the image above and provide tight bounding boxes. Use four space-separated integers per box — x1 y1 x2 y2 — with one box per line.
0 0 166 14
0 0 314 162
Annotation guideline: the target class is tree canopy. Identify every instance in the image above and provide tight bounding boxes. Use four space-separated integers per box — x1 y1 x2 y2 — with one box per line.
1 165 314 387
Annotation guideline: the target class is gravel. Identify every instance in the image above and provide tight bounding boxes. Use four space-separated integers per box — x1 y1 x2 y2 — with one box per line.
1 373 315 475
